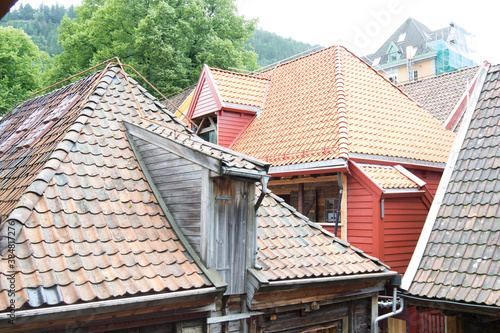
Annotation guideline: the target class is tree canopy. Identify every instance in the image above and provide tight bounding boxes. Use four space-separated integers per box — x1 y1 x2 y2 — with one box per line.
48 0 259 95
0 3 76 56
0 26 49 114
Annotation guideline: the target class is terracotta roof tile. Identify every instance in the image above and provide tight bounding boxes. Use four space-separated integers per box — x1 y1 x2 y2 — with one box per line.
406 65 500 307
358 164 420 189
257 188 388 281
230 46 455 166
210 67 269 107
0 66 214 311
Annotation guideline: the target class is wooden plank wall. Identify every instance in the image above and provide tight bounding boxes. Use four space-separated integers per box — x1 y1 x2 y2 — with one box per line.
218 111 255 148
346 176 375 255
134 138 203 254
193 80 219 119
405 169 443 196
212 178 253 295
383 197 428 274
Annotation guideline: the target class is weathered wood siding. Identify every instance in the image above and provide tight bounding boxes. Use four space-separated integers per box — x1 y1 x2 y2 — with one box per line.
192 79 219 119
346 176 375 255
383 197 428 274
218 110 255 148
134 138 203 253
212 177 254 295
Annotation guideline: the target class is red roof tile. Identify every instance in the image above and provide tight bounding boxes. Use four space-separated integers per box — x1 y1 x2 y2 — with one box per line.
257 188 388 280
0 66 213 311
359 164 420 189
209 67 269 108
224 46 455 166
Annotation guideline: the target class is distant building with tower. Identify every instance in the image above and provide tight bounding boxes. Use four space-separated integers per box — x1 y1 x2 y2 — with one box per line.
364 18 476 83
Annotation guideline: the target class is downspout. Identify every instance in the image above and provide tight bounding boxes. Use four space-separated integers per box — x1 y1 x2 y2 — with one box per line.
372 275 404 333
334 172 342 237
253 176 269 270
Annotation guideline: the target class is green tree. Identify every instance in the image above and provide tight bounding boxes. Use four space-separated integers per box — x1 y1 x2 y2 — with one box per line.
49 0 258 95
0 27 49 114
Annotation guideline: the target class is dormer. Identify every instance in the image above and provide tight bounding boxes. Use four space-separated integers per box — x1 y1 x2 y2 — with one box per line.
187 65 269 148
386 42 401 62
126 122 270 295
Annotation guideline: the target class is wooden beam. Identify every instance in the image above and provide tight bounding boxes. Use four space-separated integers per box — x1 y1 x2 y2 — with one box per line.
298 183 304 214
268 175 338 186
340 172 348 242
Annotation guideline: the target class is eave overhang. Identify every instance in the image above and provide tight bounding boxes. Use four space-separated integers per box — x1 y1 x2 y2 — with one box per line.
269 159 348 177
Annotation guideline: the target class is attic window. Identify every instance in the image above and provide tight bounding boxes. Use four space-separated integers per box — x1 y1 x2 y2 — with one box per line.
196 115 217 144
397 32 407 43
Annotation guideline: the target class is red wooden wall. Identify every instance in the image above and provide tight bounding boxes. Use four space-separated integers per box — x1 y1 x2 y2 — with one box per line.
345 169 442 274
191 80 219 119
346 176 376 256
382 197 429 274
406 169 442 196
219 111 255 148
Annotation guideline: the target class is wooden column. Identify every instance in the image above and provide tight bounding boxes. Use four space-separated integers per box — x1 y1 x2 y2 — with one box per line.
298 183 304 214
341 172 348 241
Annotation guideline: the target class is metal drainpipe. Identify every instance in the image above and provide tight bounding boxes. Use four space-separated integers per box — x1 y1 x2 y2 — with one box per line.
253 176 269 269
372 275 404 333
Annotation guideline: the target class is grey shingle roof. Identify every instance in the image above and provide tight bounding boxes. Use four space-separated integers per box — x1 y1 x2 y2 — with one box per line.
403 64 500 307
400 66 480 125
365 18 438 66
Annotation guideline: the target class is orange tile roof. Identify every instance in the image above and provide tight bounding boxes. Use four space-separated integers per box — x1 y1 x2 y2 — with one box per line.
209 67 269 108
0 66 212 310
257 188 388 280
359 164 420 189
228 46 455 166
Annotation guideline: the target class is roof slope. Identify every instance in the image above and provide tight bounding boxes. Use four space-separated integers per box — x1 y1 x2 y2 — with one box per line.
0 66 213 311
230 46 455 167
400 66 480 125
257 188 388 280
403 64 500 307
210 67 269 108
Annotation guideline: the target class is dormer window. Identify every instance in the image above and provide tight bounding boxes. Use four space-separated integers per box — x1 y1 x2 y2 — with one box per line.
386 43 400 62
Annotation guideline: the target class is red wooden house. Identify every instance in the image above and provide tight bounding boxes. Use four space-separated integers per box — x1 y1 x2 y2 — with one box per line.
184 45 456 274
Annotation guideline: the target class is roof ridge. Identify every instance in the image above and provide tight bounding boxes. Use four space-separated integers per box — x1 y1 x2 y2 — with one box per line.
209 66 270 81
0 67 118 254
333 46 349 160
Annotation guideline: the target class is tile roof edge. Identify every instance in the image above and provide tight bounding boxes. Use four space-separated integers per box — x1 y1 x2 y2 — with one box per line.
264 188 389 269
209 66 271 82
401 63 492 291
0 67 116 255
125 130 225 291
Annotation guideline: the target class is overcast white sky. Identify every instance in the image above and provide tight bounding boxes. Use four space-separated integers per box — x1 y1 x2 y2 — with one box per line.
14 0 500 64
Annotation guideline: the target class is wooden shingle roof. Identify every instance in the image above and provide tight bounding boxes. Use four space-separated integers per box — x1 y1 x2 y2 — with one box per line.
402 64 500 308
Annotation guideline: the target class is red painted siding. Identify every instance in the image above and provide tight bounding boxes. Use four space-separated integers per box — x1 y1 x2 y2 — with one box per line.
192 80 219 119
218 111 255 148
346 176 375 255
406 169 443 196
383 197 428 274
